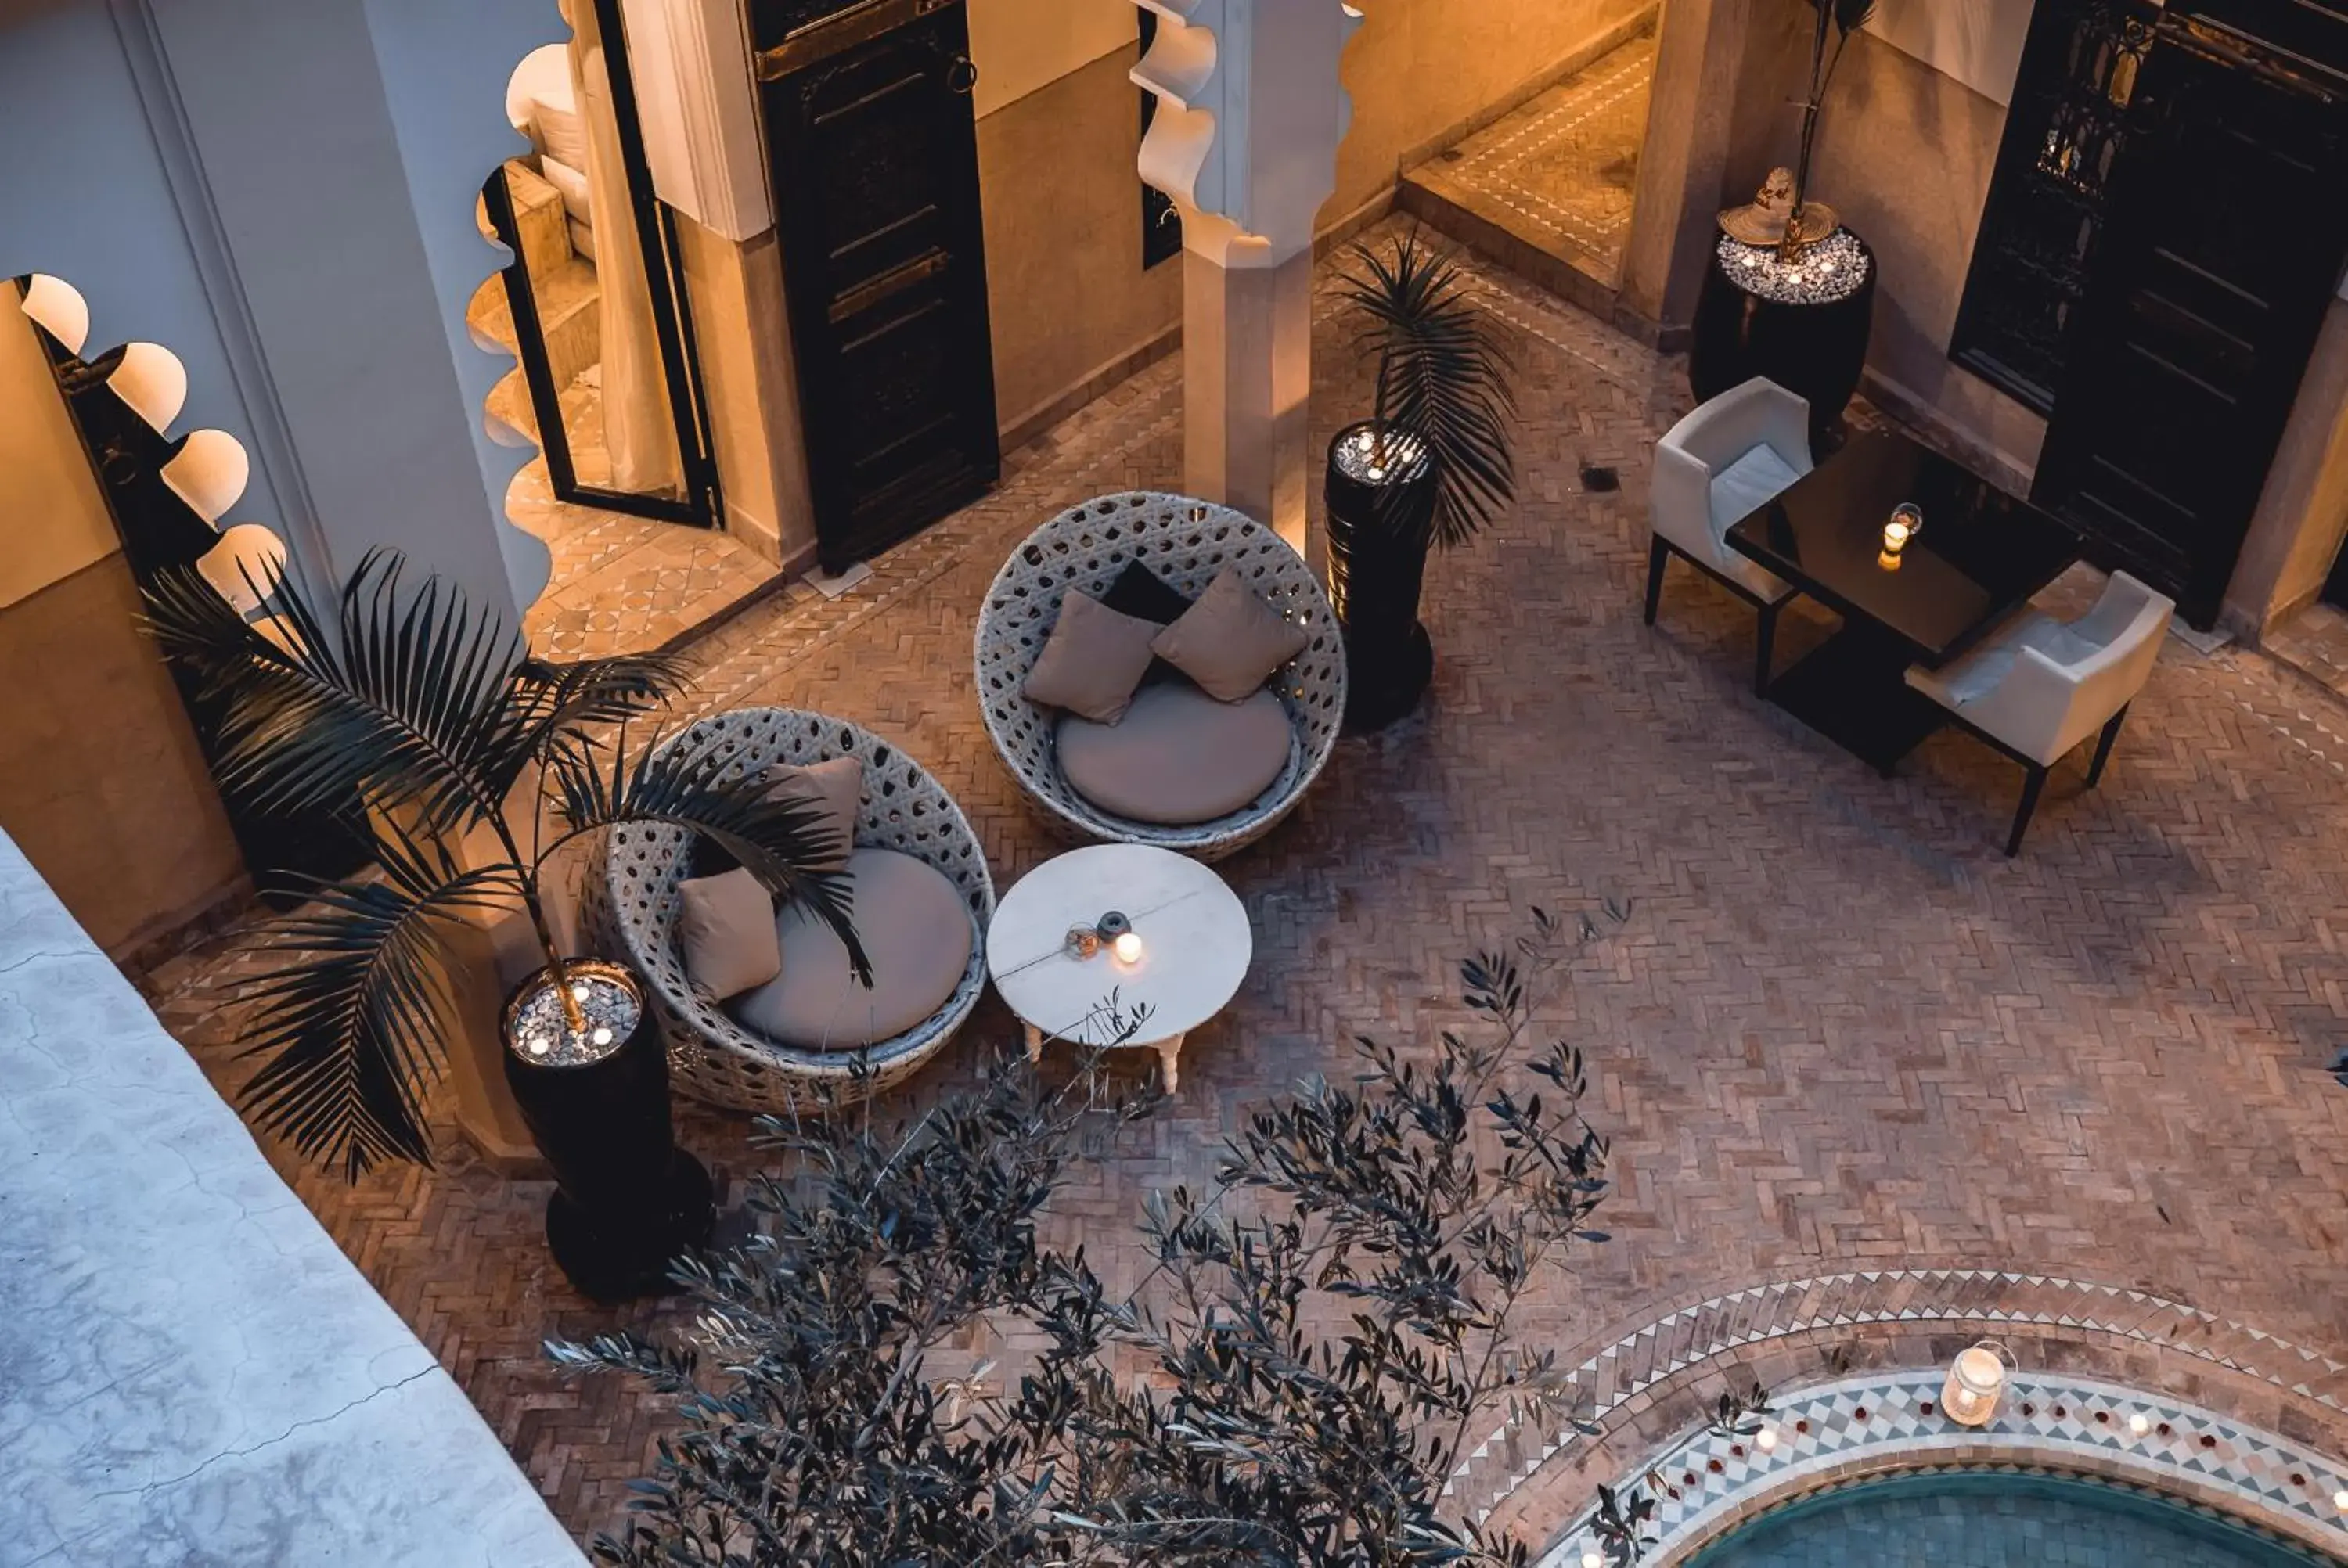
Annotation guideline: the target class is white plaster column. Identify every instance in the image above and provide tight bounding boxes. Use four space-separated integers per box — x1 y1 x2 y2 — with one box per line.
1135 0 1361 554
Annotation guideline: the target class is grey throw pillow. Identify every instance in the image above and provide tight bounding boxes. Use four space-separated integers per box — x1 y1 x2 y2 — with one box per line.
1150 567 1310 702
675 866 783 1002
1021 589 1161 724
762 754 863 875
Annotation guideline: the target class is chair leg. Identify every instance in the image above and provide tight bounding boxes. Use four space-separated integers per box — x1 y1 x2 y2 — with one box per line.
1644 537 1671 626
2086 704 2128 788
1754 599 1781 697
2006 764 2048 857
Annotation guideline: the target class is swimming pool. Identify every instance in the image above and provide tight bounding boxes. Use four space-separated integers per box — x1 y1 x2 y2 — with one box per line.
1680 1469 2343 1567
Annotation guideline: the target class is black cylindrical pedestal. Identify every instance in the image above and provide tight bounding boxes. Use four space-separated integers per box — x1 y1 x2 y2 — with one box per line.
503 961 714 1302
1689 230 1877 448
1327 421 1437 733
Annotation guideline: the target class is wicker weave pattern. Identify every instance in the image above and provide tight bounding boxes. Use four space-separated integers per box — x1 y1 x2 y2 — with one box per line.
975 492 1345 860
600 709 995 1112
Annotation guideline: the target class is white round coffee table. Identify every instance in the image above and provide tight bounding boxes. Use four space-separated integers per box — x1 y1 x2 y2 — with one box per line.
985 843 1251 1091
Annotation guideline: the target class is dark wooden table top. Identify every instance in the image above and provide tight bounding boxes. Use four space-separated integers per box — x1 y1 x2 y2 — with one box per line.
1725 429 2081 668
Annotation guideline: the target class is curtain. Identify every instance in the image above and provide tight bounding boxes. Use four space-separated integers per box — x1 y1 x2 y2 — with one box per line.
563 0 684 497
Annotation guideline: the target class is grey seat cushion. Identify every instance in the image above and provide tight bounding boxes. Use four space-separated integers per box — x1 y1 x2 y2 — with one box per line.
730 847 974 1051
1056 682 1292 826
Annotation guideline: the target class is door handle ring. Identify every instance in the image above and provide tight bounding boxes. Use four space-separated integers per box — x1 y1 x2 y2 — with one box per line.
946 54 978 94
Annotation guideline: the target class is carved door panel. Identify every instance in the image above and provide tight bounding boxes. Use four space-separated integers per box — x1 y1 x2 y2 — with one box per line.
1949 0 2163 415
2031 14 2348 628
754 0 999 573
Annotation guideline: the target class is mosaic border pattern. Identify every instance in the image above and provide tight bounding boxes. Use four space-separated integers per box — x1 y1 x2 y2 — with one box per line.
1532 1368 2348 1566
1457 1270 2348 1519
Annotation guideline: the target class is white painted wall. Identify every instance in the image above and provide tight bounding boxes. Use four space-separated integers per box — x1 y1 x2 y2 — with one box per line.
144 0 546 623
0 2 288 541
0 0 552 625
360 0 565 615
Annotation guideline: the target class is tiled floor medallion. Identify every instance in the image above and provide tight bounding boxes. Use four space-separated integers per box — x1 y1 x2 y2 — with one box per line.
1537 1368 2348 1566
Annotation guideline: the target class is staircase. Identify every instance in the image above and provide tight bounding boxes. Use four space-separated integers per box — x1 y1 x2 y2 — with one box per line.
1397 25 1657 327
470 158 600 448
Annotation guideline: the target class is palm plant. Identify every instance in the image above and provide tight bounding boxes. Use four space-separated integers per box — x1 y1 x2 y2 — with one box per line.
1335 229 1518 550
1786 0 1878 251
145 549 861 1181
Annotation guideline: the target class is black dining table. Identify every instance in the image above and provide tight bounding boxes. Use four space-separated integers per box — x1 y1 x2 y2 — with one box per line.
1724 429 2082 775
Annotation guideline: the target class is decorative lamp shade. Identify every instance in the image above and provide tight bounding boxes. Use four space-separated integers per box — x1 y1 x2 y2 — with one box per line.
19 273 91 355
197 523 289 615
160 430 251 523
106 341 189 434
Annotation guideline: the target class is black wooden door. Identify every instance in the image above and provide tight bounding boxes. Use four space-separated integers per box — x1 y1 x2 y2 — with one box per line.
754 0 999 574
2031 13 2348 628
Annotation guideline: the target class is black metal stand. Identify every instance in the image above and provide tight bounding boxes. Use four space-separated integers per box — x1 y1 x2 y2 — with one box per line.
503 966 714 1302
1763 621 1946 778
1327 421 1438 732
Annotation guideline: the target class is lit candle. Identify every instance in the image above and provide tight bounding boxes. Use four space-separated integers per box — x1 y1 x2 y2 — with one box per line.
1112 930 1144 966
1582 1550 1604 1568
1882 519 1913 555
2332 1488 2348 1512
1756 1425 1779 1452
2127 1412 2150 1436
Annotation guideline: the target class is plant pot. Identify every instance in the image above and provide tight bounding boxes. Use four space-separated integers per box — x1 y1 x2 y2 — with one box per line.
1326 420 1437 733
502 958 713 1302
1689 227 1877 449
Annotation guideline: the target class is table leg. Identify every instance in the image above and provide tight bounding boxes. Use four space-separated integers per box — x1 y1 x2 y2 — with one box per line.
1024 1023 1044 1064
1157 1033 1185 1094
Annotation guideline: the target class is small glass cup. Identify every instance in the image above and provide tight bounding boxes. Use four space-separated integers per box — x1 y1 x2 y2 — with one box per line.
1882 502 1924 556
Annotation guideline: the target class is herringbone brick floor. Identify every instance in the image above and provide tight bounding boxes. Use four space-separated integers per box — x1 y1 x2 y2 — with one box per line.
142 223 2348 1551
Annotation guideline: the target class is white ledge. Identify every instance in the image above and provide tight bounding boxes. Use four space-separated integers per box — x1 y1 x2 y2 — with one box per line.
0 829 585 1566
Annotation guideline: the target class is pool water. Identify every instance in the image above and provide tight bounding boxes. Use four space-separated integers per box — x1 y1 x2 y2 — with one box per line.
1680 1471 2341 1567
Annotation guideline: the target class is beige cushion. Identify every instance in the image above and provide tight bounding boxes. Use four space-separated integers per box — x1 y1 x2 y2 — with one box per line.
762 754 862 873
1150 567 1310 702
675 868 782 1002
1057 682 1292 825
731 847 974 1050
1022 590 1161 723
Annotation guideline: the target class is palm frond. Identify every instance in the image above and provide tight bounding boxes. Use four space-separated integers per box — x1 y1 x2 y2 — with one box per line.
1334 231 1517 551
546 728 872 986
509 651 688 779
142 549 537 840
233 821 521 1181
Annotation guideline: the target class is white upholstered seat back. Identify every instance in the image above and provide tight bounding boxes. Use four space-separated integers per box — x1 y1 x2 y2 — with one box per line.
1652 377 1812 599
1955 574 2173 765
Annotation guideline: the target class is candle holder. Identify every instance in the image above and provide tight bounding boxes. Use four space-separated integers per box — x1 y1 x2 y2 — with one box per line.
1065 910 1136 960
1882 502 1923 556
1941 1340 2012 1428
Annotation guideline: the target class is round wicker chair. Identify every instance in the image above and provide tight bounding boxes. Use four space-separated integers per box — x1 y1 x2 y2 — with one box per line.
975 491 1345 861
602 709 994 1113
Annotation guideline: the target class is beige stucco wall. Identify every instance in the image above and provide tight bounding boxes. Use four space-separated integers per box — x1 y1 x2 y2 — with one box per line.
977 41 1181 439
1726 13 2047 485
967 0 1652 442
0 306 246 955
2225 298 2348 634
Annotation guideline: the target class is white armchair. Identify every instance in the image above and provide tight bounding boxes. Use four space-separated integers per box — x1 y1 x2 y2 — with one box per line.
1904 571 2173 854
1646 377 1814 693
